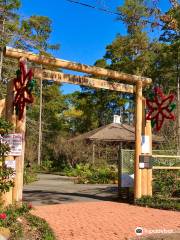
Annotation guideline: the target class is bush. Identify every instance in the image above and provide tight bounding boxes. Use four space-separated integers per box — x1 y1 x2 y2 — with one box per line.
153 170 180 198
0 203 56 239
23 167 38 185
65 164 118 184
135 196 180 211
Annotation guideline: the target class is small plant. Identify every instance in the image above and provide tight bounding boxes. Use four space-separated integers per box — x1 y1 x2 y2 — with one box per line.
23 166 38 185
0 202 32 239
26 214 56 240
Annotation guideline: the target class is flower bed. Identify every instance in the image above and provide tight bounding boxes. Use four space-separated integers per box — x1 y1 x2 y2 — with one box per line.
0 202 56 240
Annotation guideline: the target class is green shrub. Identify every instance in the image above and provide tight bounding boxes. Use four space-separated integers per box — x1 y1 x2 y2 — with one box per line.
41 159 54 171
65 164 118 184
135 196 180 211
0 203 56 239
23 167 38 185
153 170 180 198
0 202 32 240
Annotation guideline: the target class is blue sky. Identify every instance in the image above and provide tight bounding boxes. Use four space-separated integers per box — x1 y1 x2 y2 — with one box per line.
20 0 170 94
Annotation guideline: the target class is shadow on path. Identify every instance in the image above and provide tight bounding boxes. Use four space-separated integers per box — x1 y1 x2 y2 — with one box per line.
23 186 121 205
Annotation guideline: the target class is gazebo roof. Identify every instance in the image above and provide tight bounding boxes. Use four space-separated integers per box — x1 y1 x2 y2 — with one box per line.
69 123 163 143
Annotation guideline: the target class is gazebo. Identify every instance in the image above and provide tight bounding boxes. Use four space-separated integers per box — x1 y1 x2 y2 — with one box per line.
70 123 163 165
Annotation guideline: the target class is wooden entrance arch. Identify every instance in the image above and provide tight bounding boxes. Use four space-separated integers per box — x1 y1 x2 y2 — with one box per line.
1 46 152 204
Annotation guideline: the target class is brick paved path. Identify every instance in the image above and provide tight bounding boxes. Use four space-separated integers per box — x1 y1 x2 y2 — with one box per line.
32 201 180 240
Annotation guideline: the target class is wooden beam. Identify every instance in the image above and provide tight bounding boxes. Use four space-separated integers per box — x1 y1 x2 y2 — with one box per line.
4 47 152 85
34 68 135 93
153 166 180 170
152 155 180 158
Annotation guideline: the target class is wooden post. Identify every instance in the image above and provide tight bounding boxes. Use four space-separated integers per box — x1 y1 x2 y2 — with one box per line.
13 109 26 202
141 98 148 196
12 58 27 203
140 98 152 196
134 81 143 199
92 143 95 165
146 120 152 196
0 99 5 117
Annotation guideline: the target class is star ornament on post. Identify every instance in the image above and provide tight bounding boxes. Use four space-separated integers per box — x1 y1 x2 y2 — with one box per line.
146 87 176 131
14 60 35 120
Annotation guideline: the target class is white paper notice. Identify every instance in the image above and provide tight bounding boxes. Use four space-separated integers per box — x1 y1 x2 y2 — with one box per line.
1 134 23 156
5 160 16 170
141 135 150 154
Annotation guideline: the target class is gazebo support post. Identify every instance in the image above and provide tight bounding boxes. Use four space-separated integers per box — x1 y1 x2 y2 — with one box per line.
134 81 142 199
92 143 95 165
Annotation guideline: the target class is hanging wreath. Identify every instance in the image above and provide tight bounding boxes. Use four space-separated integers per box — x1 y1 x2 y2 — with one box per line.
146 87 176 131
14 61 35 120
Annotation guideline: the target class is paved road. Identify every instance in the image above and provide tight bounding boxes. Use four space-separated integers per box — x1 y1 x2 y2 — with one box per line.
23 173 119 205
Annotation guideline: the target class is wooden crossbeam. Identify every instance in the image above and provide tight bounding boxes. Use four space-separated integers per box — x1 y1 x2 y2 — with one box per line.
33 68 135 93
153 166 180 170
4 47 152 85
152 155 180 158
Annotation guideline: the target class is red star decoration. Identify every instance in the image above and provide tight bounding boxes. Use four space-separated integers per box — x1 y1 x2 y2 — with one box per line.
146 87 175 131
14 61 34 120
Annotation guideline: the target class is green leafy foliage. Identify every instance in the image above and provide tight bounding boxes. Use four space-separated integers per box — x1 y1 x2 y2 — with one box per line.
0 118 14 194
0 203 31 239
23 167 38 185
135 196 180 211
0 202 56 240
153 170 180 198
65 164 118 184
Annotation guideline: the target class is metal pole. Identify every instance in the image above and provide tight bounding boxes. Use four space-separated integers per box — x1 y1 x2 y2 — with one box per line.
37 65 43 165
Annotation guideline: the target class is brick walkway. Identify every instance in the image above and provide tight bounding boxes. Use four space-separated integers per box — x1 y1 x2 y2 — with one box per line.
32 201 180 240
